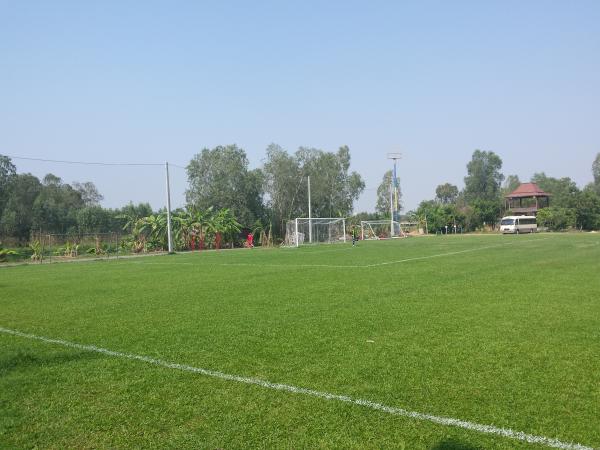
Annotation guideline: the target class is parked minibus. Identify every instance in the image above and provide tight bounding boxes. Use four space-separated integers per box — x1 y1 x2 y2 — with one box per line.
500 216 537 234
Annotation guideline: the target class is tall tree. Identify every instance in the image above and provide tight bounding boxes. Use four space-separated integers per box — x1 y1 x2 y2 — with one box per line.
186 145 264 227
73 181 103 207
435 183 458 204
0 155 17 218
502 175 521 196
0 173 42 241
263 144 364 236
262 144 303 236
463 150 504 202
376 170 400 215
593 152 600 193
530 173 579 208
295 145 365 218
31 174 85 234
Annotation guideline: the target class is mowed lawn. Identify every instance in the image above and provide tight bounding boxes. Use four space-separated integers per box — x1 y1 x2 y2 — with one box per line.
1 234 599 449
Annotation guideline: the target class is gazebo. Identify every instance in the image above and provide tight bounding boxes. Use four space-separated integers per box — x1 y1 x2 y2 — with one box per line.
504 182 551 216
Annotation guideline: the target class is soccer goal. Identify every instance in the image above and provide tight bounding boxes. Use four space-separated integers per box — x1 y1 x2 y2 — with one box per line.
285 218 347 247
360 220 407 240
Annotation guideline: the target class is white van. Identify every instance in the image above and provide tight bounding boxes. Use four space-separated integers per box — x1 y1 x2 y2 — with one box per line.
500 216 537 234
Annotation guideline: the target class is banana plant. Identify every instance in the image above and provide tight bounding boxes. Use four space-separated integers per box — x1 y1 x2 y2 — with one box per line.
0 243 17 263
211 208 241 249
29 240 42 262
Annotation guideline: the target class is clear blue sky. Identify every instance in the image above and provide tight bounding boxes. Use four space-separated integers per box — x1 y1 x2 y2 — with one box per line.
1 1 599 213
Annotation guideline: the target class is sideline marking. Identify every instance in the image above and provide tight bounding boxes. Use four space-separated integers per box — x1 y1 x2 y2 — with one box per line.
134 238 547 269
0 326 592 450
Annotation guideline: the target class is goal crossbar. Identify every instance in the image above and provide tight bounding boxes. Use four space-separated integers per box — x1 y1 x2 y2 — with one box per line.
285 217 347 247
360 220 406 240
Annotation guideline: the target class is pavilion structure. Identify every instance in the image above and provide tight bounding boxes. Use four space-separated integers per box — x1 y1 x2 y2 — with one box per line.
504 182 551 216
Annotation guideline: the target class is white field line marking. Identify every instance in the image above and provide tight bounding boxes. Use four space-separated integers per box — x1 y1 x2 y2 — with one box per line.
0 326 592 450
363 238 548 267
133 238 548 269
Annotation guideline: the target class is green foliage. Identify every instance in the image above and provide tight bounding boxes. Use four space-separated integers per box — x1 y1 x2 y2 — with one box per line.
0 154 17 219
502 174 521 196
0 173 42 242
536 207 576 231
186 145 264 227
435 183 459 204
76 206 113 234
376 170 401 215
28 240 42 261
263 144 364 237
463 150 504 203
574 187 600 230
415 200 465 232
531 172 579 209
466 199 502 230
0 242 17 262
72 181 103 207
593 152 600 190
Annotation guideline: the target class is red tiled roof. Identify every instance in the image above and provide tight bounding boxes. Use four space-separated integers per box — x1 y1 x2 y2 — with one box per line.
505 182 551 198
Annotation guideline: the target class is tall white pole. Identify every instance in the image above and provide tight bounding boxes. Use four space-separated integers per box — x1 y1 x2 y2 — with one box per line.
308 176 312 244
387 152 402 238
295 218 299 248
165 162 173 253
390 180 394 237
342 219 346 243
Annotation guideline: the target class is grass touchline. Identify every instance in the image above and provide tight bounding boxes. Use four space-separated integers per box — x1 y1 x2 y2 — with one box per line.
0 326 593 450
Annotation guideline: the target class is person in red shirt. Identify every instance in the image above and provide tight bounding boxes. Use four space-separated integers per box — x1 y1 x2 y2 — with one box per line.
246 233 254 248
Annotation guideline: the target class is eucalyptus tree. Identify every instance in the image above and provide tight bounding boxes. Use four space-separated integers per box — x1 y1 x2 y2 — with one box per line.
462 150 504 228
375 170 394 216
186 145 264 227
263 144 364 238
592 152 600 194
0 155 16 219
0 173 42 242
435 183 458 205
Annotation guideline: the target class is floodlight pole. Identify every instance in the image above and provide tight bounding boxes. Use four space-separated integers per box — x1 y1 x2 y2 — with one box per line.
308 176 312 243
165 162 173 253
389 181 394 237
387 153 402 237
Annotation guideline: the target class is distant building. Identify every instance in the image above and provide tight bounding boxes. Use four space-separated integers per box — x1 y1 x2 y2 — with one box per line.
504 182 551 216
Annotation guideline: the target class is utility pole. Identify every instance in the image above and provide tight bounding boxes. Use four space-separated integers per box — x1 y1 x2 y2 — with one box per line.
308 175 312 244
387 153 402 237
165 162 173 253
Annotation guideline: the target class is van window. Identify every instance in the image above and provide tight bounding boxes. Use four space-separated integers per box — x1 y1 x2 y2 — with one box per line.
501 218 514 225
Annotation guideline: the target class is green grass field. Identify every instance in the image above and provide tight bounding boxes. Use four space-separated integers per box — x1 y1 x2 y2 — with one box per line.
1 234 599 449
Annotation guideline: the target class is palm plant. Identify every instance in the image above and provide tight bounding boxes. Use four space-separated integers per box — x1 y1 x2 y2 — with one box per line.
212 208 242 249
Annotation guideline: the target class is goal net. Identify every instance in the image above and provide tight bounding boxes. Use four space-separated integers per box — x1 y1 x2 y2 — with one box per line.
360 220 408 240
284 218 346 247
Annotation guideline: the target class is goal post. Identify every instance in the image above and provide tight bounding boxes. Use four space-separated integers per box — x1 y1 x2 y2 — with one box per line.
285 217 346 247
360 220 405 240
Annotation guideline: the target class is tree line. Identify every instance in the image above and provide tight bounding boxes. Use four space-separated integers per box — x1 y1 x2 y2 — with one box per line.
0 144 366 245
408 151 600 232
2 148 599 247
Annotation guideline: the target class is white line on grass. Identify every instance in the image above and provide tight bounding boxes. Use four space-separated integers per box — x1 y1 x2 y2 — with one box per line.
364 238 547 267
132 238 548 269
0 325 592 450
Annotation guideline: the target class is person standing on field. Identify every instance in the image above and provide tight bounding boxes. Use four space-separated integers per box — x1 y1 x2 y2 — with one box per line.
352 226 358 246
